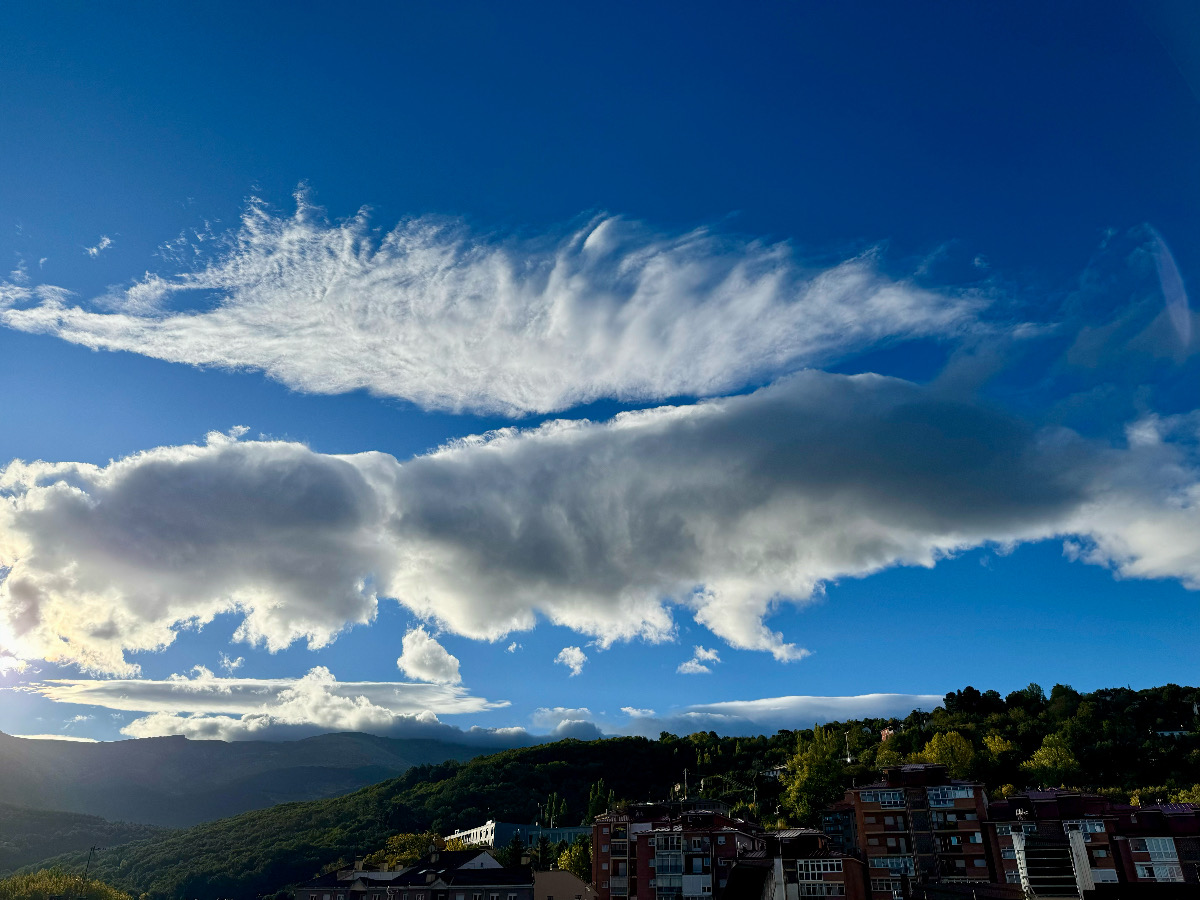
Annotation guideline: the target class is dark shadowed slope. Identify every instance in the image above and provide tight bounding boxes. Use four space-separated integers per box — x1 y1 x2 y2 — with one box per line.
0 732 503 827
0 804 170 875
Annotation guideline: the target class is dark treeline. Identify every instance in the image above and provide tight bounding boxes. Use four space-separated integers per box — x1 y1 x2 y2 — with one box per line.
31 683 1200 900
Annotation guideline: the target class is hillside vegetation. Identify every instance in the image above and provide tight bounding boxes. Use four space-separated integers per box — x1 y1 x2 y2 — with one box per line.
0 732 501 827
0 869 131 900
0 805 168 875
34 683 1200 900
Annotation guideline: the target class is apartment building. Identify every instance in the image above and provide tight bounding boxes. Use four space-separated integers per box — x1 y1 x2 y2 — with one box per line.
839 764 989 899
985 789 1121 889
592 803 759 900
1110 804 1200 885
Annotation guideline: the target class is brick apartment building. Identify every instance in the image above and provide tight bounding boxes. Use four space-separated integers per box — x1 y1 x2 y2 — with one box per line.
592 803 762 900
837 764 990 899
1110 803 1200 885
985 789 1121 889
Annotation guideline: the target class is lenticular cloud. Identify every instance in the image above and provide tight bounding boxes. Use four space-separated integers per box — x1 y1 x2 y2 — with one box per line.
4 373 1199 676
0 195 983 415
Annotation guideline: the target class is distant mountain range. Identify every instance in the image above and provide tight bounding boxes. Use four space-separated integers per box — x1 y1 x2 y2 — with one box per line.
0 731 502 827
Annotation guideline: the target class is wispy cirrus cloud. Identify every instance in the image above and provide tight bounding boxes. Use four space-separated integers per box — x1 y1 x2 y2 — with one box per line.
2 371 1199 677
0 195 986 416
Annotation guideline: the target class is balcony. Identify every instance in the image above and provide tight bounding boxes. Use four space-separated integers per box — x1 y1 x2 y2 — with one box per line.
609 878 628 895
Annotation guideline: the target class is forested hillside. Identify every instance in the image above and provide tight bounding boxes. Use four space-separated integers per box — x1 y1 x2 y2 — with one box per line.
0 732 502 826
34 683 1200 900
0 805 168 875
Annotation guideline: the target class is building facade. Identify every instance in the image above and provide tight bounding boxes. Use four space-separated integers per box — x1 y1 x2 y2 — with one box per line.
592 804 758 900
447 820 592 850
838 765 990 899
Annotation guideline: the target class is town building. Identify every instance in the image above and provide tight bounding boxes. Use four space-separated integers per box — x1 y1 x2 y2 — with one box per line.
294 850 534 900
447 820 592 850
592 803 759 900
534 869 599 900
837 764 990 899
1109 803 1200 885
985 789 1121 890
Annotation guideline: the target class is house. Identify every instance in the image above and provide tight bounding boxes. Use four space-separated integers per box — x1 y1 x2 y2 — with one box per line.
534 870 598 900
295 850 533 900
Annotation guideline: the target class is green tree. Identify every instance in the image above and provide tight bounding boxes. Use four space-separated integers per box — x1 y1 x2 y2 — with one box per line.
497 833 526 868
557 838 592 882
363 832 443 869
781 726 846 825
585 780 615 824
916 731 975 778
533 835 554 871
1020 734 1080 786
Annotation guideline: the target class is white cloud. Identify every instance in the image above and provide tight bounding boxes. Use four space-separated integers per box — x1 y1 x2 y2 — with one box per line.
506 642 521 653
219 652 244 673
84 236 112 258
10 733 99 742
396 626 462 684
555 646 588 677
677 645 721 674
0 196 984 415
621 707 655 717
624 693 944 736
531 706 603 739
25 665 506 741
2 373 1200 676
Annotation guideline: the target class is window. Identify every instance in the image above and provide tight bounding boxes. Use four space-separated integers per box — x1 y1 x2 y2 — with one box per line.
926 787 974 807
869 858 915 876
994 825 1011 836
1002 849 1015 859
717 837 725 845
456 894 465 900
965 813 978 821
864 816 876 824
603 828 610 834
867 838 879 846
1136 864 1183 882
973 859 987 868
969 833 982 843
859 790 905 809
1093 850 1108 859
797 860 842 879
887 837 897 847
602 845 610 853
602 863 608 871
884 816 894 825
1005 872 1020 884
1092 870 1117 884
797 887 845 897
1146 838 1177 861
1062 819 1106 834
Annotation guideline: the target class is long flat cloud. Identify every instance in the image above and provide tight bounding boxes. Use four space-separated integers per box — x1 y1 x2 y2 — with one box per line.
615 693 942 736
2 372 1198 675
24 665 511 741
0 199 984 415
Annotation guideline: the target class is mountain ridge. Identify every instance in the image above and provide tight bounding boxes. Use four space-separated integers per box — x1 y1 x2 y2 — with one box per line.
0 731 504 827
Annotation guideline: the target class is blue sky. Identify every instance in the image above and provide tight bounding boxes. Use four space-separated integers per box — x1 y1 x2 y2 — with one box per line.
1 1 1199 743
